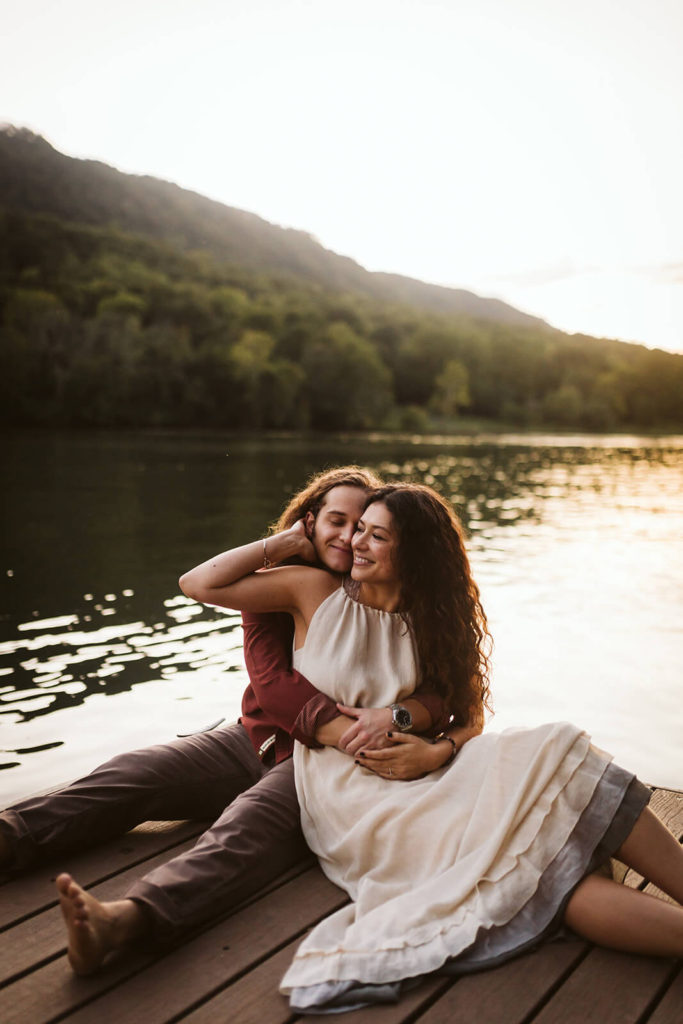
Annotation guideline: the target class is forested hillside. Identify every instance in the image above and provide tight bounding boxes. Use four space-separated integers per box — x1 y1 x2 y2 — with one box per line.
1 126 681 431
0 127 540 325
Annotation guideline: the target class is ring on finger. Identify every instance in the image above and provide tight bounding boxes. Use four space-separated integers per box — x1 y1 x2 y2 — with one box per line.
388 767 393 777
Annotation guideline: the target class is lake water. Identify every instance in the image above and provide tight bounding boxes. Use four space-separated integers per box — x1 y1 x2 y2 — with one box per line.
1 429 682 804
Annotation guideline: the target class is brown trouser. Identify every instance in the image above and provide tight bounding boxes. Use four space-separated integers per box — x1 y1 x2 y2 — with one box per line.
0 723 308 938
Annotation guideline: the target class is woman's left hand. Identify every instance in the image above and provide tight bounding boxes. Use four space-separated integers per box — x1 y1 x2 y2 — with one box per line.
355 732 452 780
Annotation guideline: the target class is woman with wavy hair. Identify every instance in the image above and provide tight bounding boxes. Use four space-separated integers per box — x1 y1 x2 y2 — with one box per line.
59 482 683 1011
369 483 492 727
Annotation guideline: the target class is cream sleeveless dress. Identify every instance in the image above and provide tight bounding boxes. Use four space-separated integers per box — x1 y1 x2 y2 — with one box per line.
280 582 649 1012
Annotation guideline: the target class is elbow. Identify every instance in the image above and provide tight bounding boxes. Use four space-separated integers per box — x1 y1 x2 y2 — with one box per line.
179 571 198 600
178 569 219 608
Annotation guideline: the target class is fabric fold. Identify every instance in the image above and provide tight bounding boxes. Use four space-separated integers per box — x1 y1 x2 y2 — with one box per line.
281 585 647 1012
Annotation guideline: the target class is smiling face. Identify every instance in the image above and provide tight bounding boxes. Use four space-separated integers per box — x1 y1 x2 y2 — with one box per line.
351 501 398 586
309 485 368 574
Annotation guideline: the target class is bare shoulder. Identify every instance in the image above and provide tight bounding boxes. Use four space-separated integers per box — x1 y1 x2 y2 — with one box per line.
265 565 341 617
266 564 340 596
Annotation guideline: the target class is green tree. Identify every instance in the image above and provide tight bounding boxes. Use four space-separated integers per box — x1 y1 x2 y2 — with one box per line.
130 324 195 424
3 202 683 432
393 326 459 405
62 316 142 424
542 384 583 426
261 359 308 428
3 288 72 420
97 290 146 320
229 328 275 418
302 323 393 429
429 359 471 417
209 285 249 321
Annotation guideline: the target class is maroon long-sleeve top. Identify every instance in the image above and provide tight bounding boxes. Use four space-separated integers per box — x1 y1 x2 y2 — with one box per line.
240 611 449 763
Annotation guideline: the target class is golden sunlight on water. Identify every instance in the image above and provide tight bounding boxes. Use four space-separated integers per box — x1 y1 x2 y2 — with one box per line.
0 599 246 800
378 446 682 791
1 433 681 802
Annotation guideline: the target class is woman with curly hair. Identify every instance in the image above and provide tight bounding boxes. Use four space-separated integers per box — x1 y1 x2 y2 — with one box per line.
367 484 492 728
59 482 683 1011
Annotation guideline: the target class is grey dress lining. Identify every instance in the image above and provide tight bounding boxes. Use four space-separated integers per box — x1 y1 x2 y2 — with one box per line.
290 764 650 1014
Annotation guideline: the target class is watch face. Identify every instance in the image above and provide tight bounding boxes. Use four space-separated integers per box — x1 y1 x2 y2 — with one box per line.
393 706 412 730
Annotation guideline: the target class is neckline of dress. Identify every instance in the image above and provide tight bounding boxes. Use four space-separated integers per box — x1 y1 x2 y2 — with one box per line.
342 576 403 616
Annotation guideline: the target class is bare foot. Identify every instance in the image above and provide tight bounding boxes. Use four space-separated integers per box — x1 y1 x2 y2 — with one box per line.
56 874 141 975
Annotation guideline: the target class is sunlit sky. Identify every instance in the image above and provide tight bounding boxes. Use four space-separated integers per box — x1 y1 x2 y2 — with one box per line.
3 0 682 352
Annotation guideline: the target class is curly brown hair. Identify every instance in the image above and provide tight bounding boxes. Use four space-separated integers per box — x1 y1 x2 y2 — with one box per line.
272 465 384 532
362 483 492 726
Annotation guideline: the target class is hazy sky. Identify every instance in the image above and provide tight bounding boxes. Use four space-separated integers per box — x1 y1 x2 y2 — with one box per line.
3 0 682 351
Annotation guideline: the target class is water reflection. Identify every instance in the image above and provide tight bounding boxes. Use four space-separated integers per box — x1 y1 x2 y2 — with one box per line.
1 431 681 796
1 599 243 722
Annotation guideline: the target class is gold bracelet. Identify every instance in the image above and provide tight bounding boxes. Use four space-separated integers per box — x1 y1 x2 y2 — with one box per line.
434 733 458 765
263 537 272 569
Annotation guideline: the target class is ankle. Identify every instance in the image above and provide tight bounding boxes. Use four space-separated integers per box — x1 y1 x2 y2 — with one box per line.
109 899 148 948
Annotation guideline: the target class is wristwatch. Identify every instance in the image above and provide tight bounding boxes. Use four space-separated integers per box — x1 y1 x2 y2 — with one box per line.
389 703 413 732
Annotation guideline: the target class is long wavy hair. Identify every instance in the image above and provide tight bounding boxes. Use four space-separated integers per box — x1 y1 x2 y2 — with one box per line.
273 465 384 532
363 483 492 726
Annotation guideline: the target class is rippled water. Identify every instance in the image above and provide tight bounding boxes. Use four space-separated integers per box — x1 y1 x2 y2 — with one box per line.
1 430 681 803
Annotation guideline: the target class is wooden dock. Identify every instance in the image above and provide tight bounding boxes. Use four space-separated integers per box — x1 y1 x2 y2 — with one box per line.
1 787 681 1023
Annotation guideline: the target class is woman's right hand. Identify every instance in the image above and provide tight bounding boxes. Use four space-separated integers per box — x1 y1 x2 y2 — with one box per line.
284 519 317 563
355 733 454 780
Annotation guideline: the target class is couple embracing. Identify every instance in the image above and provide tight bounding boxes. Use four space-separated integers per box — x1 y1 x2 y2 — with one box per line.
1 466 681 1013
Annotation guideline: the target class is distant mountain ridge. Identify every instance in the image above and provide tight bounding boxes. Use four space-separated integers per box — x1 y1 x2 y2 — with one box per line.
0 126 544 328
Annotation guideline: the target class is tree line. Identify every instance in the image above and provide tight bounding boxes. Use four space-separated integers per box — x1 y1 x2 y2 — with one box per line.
1 209 681 432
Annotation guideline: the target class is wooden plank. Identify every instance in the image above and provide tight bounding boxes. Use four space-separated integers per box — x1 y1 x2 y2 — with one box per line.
647 967 683 1024
181 941 305 1024
639 789 683 904
0 836 200 986
184 939 451 1024
182 940 587 1024
648 789 683 837
0 945 158 1024
0 820 206 930
302 977 452 1024
23 868 346 1024
621 789 683 891
531 947 676 1024
0 848 313 992
185 945 450 1024
416 940 587 1024
641 882 680 906
1 788 680 1023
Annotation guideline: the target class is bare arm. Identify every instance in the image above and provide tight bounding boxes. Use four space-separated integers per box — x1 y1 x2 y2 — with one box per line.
180 523 309 607
179 524 333 622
